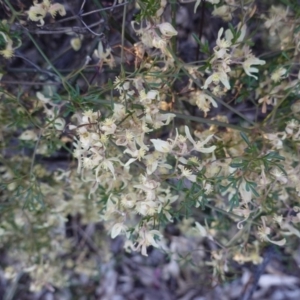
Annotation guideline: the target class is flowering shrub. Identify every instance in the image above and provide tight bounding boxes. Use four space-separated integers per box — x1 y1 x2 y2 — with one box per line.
1 0 300 294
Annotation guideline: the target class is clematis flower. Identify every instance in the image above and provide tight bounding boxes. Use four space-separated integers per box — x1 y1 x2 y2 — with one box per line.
178 165 196 182
111 222 128 239
0 33 14 59
185 126 216 153
157 22 178 38
238 179 252 203
94 41 115 68
213 27 233 59
195 221 214 240
212 5 233 21
27 0 66 26
135 228 163 256
202 68 230 90
257 217 286 246
270 168 288 184
100 118 116 135
271 67 287 82
151 129 178 153
195 90 218 117
0 32 21 59
258 96 272 114
242 56 265 79
19 130 38 141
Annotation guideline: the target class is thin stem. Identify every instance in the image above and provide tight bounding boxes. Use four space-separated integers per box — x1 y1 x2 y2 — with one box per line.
263 88 293 125
171 112 252 132
170 0 177 54
196 0 205 62
120 2 127 77
25 32 64 83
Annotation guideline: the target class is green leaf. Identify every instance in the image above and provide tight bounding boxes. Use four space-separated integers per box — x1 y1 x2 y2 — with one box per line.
281 51 290 60
192 33 210 54
240 132 251 146
263 151 285 161
248 182 259 197
230 162 244 168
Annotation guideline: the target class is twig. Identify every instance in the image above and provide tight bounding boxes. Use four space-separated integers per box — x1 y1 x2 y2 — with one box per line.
14 52 57 80
120 1 127 75
196 0 205 62
171 111 252 132
55 2 129 24
74 0 104 36
25 32 64 83
0 80 61 86
16 20 104 35
240 246 277 300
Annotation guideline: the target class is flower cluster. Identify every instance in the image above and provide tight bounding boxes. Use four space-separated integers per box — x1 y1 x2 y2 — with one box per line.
27 0 66 26
70 84 217 256
2 0 300 293
132 21 177 55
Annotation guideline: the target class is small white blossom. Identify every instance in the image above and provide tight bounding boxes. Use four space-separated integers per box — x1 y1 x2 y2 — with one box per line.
157 22 178 37
257 217 286 246
185 126 216 153
135 229 163 256
151 130 178 153
271 67 287 82
178 165 196 182
242 56 265 79
203 69 230 90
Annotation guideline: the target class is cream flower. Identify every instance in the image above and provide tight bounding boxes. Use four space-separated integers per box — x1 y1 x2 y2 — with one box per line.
185 126 216 153
157 22 178 38
271 67 287 82
0 32 21 59
270 168 288 184
195 90 218 117
238 180 252 203
151 129 178 153
212 5 233 21
19 130 38 141
0 34 13 58
54 117 66 131
214 27 232 59
258 96 272 114
195 221 214 240
178 165 196 182
94 41 115 68
135 228 163 256
242 56 265 79
257 217 286 246
203 69 230 90
27 0 66 26
100 118 116 135
111 222 128 239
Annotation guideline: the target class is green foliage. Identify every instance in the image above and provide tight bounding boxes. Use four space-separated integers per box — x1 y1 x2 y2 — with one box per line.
135 0 161 21
1 0 300 296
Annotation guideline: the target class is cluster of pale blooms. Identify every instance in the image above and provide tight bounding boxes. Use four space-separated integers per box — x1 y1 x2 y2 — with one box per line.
69 88 218 256
68 5 300 267
186 23 266 115
26 0 66 26
2 1 300 291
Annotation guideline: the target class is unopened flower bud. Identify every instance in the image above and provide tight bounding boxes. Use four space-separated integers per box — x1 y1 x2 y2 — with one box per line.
54 118 66 130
